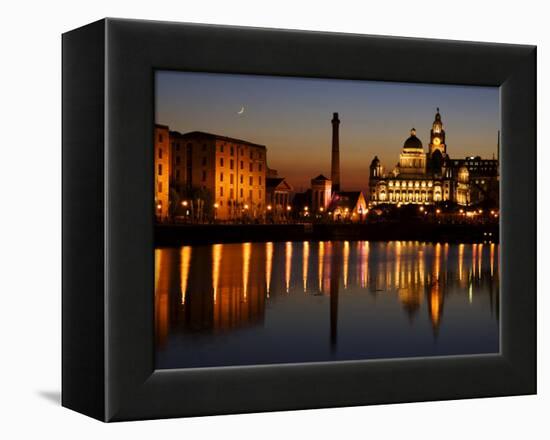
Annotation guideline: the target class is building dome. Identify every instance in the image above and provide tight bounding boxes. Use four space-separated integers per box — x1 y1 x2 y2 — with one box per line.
403 128 423 150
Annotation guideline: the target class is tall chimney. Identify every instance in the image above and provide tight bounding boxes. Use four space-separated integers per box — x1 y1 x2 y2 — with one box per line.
331 112 340 193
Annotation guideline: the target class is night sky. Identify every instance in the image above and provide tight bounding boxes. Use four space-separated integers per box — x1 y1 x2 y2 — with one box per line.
156 71 499 194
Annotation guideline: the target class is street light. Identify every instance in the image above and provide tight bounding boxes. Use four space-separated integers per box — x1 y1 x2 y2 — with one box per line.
286 205 291 211
182 200 188 207
267 205 272 211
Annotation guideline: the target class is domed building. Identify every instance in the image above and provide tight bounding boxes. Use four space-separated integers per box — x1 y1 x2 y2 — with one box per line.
368 109 499 206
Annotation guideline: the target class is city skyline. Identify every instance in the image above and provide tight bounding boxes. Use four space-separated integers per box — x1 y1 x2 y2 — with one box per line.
156 71 500 194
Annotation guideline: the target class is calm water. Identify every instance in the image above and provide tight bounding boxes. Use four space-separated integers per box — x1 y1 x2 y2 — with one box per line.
155 241 499 369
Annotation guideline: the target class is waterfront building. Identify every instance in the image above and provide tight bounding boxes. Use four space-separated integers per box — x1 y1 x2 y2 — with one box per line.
368 109 499 207
327 191 368 222
266 175 293 220
168 130 190 196
311 174 332 213
173 131 267 221
154 124 171 221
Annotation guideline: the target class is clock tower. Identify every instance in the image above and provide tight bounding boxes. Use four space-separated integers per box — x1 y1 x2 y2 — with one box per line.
429 108 446 155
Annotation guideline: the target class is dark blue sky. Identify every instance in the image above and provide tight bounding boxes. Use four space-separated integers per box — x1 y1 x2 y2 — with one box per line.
156 71 499 193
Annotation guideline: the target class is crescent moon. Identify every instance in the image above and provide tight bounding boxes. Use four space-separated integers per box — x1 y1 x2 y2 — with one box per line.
237 106 245 115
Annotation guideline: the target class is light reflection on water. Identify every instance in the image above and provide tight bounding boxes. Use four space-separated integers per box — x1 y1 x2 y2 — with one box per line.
155 241 499 369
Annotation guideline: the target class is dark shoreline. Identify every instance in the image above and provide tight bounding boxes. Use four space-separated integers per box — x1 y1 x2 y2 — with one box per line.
155 222 499 247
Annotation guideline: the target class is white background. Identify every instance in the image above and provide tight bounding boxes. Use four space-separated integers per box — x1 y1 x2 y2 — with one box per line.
0 0 547 437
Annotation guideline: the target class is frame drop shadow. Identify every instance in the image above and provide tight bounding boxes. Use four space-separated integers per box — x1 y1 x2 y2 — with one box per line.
37 390 61 405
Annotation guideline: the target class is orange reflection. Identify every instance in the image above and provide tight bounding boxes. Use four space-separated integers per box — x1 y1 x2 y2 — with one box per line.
154 248 173 348
211 244 221 304
212 244 265 331
302 241 309 292
426 243 444 332
266 242 273 297
318 241 325 293
359 241 369 288
458 243 464 282
434 243 441 281
395 241 402 288
243 242 251 301
322 242 333 294
180 246 192 305
343 241 350 289
285 241 292 293
477 243 483 279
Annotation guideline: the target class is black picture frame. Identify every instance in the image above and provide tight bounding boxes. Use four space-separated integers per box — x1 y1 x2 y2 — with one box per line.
62 18 536 422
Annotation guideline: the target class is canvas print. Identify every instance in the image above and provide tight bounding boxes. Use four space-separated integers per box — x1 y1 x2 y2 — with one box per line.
154 72 500 369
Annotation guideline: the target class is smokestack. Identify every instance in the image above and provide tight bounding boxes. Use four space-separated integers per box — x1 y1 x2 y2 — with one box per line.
331 112 340 193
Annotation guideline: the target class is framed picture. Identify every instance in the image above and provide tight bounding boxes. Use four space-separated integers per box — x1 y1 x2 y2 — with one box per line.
62 18 536 421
